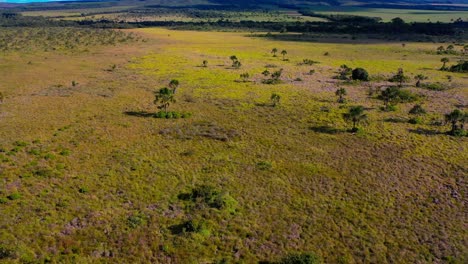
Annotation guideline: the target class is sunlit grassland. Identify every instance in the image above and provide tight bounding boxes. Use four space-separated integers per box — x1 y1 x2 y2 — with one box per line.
308 6 468 23
0 27 466 263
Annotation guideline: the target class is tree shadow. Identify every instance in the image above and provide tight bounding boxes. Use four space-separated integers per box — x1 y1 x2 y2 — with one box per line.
408 128 443 135
309 125 344 134
384 117 408 123
124 111 155 118
255 103 274 107
168 223 186 235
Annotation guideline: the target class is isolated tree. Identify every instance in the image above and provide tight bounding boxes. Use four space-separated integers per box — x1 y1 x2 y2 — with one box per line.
343 106 367 132
446 45 454 52
338 64 352 80
230 55 238 64
202 60 208 67
240 72 250 82
168 79 180 94
270 93 280 107
281 50 288 61
444 109 466 135
271 48 278 57
378 86 400 110
440 57 449 70
154 87 175 113
352 68 369 81
335 87 347 103
409 104 426 115
414 74 427 87
437 46 445 54
233 60 242 69
271 69 283 80
408 104 426 124
390 68 408 87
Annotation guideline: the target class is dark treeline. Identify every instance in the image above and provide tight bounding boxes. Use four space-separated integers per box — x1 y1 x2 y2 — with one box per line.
358 4 468 12
1 12 466 37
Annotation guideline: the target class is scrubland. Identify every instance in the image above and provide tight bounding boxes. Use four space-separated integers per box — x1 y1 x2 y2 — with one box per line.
0 27 466 263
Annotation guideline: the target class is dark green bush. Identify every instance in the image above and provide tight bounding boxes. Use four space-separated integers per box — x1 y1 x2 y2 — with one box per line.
351 68 369 81
7 193 21 200
408 117 423 124
449 61 468 72
154 111 191 119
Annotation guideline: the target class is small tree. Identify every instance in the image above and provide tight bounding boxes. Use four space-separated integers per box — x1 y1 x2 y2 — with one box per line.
440 57 449 70
437 46 445 54
271 48 278 57
230 55 238 64
335 87 347 103
270 93 280 107
233 60 241 69
378 86 400 111
154 87 175 113
409 104 426 115
444 109 466 136
262 69 270 76
351 68 369 81
169 79 180 94
389 68 408 87
281 50 288 61
409 104 426 124
338 64 352 80
240 72 250 82
414 74 427 87
343 106 367 132
202 60 208 67
271 69 283 80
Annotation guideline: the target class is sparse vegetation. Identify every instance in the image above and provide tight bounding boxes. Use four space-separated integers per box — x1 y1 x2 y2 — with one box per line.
0 5 466 263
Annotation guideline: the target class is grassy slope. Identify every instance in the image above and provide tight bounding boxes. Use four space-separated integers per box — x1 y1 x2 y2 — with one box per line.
0 28 466 263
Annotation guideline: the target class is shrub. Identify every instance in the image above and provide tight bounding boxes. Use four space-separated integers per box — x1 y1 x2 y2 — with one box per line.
154 111 191 119
181 219 210 235
351 68 369 81
409 104 426 115
127 213 146 228
302 59 319 65
181 185 238 213
257 161 272 170
7 193 21 200
408 117 423 124
449 61 468 73
420 82 447 91
79 187 88 194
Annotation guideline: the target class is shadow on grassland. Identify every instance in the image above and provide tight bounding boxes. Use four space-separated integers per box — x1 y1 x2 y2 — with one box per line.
309 125 345 134
408 128 443 135
124 111 155 118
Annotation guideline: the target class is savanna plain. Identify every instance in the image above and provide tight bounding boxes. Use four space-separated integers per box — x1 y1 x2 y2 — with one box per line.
0 18 467 264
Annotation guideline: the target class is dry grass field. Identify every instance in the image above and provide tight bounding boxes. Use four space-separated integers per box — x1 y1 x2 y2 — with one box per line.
0 27 466 263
